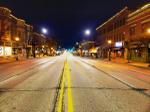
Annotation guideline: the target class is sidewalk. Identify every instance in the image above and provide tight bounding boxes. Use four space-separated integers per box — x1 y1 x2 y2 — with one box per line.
0 56 35 64
0 55 52 65
0 56 16 64
102 58 149 69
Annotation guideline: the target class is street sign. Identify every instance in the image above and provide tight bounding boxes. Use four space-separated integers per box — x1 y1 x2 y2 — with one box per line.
115 42 123 48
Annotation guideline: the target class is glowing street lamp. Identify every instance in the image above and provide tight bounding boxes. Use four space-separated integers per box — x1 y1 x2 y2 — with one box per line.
41 28 48 34
15 37 20 61
15 37 20 41
76 42 79 45
107 40 112 61
108 40 112 44
84 29 91 36
147 28 150 34
42 45 45 48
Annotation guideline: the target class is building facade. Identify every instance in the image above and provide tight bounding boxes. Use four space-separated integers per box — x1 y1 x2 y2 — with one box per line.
96 7 130 59
0 7 12 57
32 32 57 57
126 4 150 62
0 7 33 59
25 24 33 58
80 41 95 57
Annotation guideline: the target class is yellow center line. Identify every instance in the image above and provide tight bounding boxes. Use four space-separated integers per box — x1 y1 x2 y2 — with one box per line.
65 61 73 112
57 60 73 112
57 73 65 112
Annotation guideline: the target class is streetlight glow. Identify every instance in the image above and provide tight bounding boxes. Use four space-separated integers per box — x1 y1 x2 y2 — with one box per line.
108 40 112 44
41 28 48 34
15 37 20 41
84 29 91 36
147 28 150 34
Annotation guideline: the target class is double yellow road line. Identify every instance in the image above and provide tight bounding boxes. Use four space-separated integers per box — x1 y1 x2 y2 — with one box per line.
57 60 73 112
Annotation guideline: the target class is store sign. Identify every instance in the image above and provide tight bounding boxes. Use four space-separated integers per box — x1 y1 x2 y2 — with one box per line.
0 46 3 56
115 42 123 48
4 47 11 56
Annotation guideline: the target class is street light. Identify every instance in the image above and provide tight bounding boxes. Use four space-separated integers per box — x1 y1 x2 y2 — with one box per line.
84 29 91 36
108 40 112 44
107 40 112 61
15 37 20 41
15 37 20 61
147 28 150 34
41 28 48 35
42 45 45 48
76 42 79 45
147 28 150 67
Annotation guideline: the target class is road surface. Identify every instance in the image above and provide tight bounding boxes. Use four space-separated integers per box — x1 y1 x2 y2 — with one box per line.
0 53 150 112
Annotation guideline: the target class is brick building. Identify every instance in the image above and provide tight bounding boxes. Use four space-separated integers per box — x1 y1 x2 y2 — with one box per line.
0 7 33 59
127 3 150 62
25 24 33 58
32 32 57 57
96 7 130 59
0 7 12 57
96 3 150 63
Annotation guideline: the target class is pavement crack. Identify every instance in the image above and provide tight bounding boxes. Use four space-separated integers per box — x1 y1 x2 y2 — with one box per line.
64 87 148 91
0 87 58 92
51 61 65 112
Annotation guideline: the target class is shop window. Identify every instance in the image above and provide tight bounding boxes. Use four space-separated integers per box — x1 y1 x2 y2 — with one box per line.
134 49 142 57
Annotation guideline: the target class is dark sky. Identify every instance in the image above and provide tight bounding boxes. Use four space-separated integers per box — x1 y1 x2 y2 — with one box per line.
0 0 149 48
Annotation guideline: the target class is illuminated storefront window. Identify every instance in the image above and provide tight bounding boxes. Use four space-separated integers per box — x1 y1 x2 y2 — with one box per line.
0 46 12 56
0 46 4 56
115 42 123 48
4 47 12 56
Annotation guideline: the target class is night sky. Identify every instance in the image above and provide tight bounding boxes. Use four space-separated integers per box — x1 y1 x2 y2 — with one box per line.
0 0 149 48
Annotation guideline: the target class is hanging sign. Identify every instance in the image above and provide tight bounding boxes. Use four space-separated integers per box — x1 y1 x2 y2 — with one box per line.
115 42 123 48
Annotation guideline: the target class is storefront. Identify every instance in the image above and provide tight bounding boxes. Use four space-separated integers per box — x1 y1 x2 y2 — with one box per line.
89 47 99 58
112 41 124 58
128 41 150 62
0 42 12 57
26 45 33 58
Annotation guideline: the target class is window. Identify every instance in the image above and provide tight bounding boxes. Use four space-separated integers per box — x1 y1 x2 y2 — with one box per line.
107 25 113 32
122 18 126 25
141 22 148 33
103 29 106 34
0 20 1 32
129 27 136 36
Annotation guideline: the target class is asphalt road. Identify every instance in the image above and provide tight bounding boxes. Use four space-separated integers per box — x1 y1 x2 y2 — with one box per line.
0 53 150 112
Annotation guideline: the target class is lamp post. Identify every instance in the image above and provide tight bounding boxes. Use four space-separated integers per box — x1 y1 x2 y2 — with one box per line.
147 28 150 67
84 29 91 36
107 40 112 61
15 37 20 61
147 28 150 34
41 28 48 35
